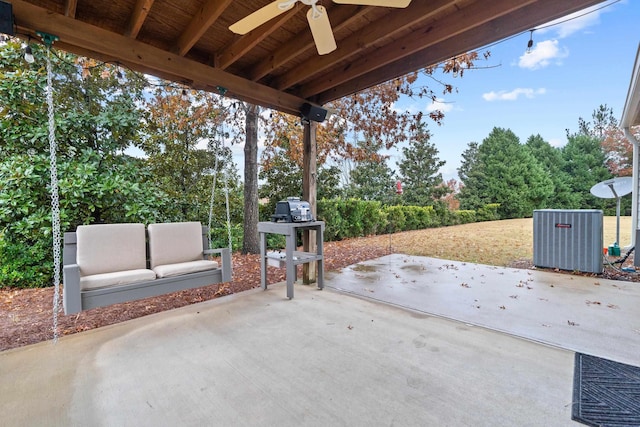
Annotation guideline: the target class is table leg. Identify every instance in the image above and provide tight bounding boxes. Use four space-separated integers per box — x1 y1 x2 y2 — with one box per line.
285 232 295 299
260 231 267 290
317 227 324 290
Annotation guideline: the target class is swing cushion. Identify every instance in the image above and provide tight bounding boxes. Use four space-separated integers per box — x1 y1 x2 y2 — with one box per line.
80 269 158 291
148 222 219 278
76 223 156 290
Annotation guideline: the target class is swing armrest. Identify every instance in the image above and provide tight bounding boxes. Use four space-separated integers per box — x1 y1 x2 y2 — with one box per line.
203 247 232 283
62 263 82 315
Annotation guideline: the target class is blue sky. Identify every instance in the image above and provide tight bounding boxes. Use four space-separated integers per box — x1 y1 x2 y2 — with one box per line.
384 0 639 181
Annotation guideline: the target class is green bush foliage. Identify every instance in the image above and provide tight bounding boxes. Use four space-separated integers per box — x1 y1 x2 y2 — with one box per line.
319 200 500 238
318 198 385 240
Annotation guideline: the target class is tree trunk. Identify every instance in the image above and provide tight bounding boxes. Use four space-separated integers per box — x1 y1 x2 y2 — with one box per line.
242 104 260 254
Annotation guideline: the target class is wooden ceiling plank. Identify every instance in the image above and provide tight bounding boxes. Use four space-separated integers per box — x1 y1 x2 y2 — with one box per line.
11 0 305 115
273 0 458 91
125 0 156 38
64 0 77 18
298 0 538 98
248 5 372 82
216 7 299 70
315 0 607 105
174 0 233 57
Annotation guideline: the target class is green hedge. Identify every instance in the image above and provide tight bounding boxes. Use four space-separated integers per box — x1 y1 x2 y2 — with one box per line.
317 198 385 240
317 199 500 239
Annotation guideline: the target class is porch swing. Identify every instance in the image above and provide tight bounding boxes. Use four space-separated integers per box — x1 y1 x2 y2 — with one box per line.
42 42 233 316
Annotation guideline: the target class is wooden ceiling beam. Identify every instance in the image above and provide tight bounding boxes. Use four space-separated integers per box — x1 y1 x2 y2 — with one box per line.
174 0 233 57
298 0 537 99
11 0 306 115
125 0 155 38
216 6 298 70
272 0 458 91
314 0 607 105
248 5 371 82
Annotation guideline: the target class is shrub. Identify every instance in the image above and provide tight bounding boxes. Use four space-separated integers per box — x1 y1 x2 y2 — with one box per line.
0 237 52 288
318 198 386 240
477 203 501 221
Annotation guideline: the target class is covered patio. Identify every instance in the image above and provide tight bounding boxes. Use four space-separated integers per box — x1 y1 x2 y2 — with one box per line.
3 1 639 425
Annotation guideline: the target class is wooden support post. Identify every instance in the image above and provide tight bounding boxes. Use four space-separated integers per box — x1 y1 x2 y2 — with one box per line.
302 119 317 284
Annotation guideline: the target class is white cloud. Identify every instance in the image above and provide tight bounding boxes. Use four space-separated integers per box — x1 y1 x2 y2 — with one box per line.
482 88 547 102
518 39 568 70
426 97 454 113
535 0 616 38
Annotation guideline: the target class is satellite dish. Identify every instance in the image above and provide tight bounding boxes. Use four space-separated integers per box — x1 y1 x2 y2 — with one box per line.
589 176 633 247
590 177 633 199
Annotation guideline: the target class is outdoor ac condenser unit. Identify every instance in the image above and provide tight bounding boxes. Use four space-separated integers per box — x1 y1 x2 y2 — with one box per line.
533 209 603 273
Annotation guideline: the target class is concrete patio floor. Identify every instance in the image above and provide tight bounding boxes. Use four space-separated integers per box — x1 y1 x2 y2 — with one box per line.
2 255 639 426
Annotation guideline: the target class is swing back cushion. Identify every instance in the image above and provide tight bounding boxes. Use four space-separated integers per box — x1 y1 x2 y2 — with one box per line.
76 223 156 290
148 222 218 278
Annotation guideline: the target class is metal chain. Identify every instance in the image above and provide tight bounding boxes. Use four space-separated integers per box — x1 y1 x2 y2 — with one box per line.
208 117 233 252
220 120 232 252
46 48 62 343
207 134 220 250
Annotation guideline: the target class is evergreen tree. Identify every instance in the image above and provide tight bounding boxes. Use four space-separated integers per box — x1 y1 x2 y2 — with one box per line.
346 139 397 204
397 120 447 205
525 135 579 208
561 133 613 210
457 127 553 218
458 141 479 183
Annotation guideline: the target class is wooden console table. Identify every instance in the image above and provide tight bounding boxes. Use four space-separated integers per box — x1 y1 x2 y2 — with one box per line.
258 221 324 299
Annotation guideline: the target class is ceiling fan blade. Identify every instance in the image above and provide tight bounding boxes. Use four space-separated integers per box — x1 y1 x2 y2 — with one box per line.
332 0 411 7
307 6 337 55
229 1 296 35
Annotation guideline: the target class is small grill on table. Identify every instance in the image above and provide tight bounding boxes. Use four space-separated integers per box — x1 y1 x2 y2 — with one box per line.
271 197 313 222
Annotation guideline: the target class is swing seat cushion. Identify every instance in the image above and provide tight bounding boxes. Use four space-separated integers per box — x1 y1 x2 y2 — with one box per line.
80 269 157 291
76 223 156 291
148 222 219 278
153 260 219 278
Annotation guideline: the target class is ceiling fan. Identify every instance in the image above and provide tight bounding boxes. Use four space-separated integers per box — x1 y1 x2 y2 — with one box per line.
229 0 412 55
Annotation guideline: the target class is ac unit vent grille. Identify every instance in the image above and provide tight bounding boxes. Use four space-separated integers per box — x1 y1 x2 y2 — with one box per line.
533 209 603 273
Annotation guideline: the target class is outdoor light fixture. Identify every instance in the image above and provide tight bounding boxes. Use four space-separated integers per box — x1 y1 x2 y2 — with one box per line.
526 30 534 54
24 45 34 63
116 68 125 85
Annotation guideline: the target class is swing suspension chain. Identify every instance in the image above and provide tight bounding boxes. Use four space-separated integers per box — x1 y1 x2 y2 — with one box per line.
208 117 233 252
207 139 220 249
46 47 62 343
